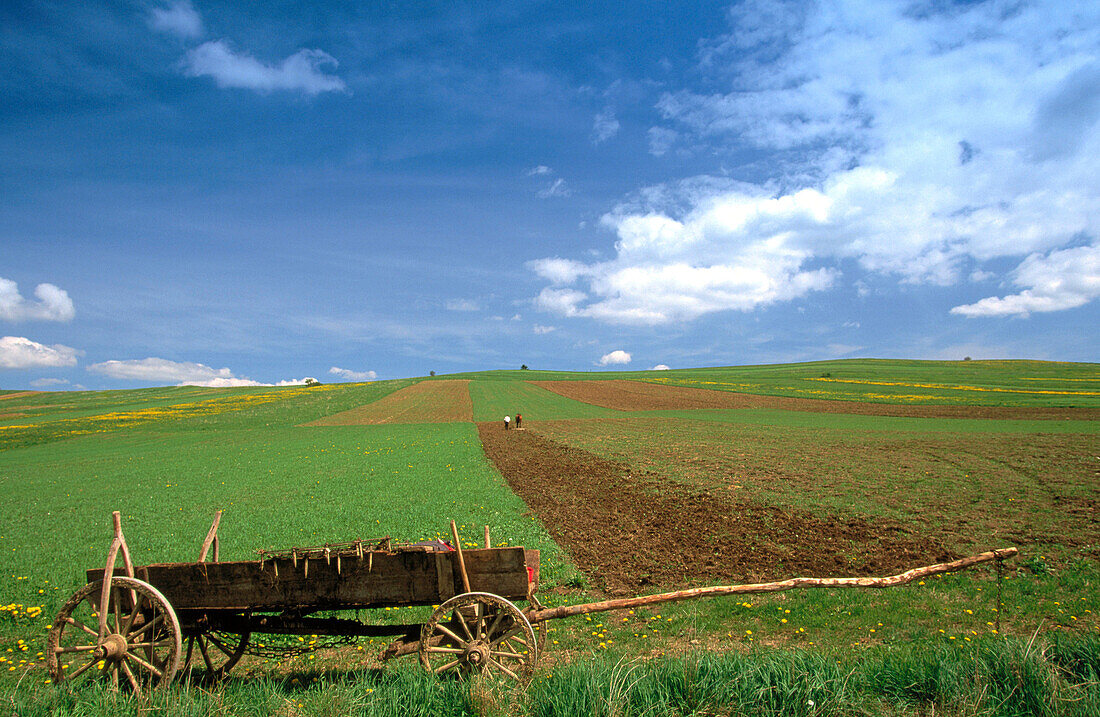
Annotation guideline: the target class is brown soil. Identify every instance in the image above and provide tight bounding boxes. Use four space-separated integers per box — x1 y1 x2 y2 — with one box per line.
478 422 954 595
305 380 473 425
532 380 1099 420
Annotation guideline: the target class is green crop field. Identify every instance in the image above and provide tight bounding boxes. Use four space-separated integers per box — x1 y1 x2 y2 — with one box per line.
467 379 620 422
2 359 1098 716
642 358 1100 406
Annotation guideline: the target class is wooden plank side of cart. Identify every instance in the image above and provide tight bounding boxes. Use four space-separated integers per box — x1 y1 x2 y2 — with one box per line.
87 547 539 612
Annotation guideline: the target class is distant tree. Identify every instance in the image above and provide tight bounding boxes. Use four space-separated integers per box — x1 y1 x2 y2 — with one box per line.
963 356 972 361
429 370 436 377
520 364 529 370
304 377 320 386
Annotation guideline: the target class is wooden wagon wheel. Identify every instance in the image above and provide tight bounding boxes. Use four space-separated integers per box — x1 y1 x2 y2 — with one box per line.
419 592 537 681
182 628 250 682
46 576 182 694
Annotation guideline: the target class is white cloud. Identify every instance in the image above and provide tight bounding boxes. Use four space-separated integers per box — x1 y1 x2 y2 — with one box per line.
533 1 1100 323
0 278 75 322
528 258 589 285
182 40 346 95
951 243 1100 318
649 364 671 371
532 324 556 335
87 357 266 386
275 378 312 386
148 0 203 39
535 287 586 317
969 270 995 283
537 178 572 199
592 108 620 144
29 377 69 388
526 165 553 176
445 299 480 312
647 127 679 156
0 337 80 369
329 366 377 381
597 349 632 366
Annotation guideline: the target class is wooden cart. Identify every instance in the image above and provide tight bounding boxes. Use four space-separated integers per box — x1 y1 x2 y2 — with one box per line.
46 512 1017 696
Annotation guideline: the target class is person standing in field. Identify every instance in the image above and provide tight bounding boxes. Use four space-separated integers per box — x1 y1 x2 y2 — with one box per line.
504 415 511 430
515 413 522 429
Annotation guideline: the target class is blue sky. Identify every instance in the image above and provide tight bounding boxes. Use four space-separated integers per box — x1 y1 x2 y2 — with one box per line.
2 0 1098 389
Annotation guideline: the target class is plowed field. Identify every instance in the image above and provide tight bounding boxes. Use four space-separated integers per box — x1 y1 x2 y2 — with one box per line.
305 379 472 425
478 422 953 595
533 379 1099 419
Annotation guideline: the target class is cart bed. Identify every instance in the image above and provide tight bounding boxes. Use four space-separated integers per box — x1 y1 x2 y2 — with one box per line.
88 546 539 612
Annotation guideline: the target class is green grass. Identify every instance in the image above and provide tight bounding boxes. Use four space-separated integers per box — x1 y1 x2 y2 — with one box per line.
0 399 578 674
1 359 1097 713
644 358 1100 407
647 407 1100 433
4 633 1098 715
0 380 419 452
467 380 621 422
451 359 1100 407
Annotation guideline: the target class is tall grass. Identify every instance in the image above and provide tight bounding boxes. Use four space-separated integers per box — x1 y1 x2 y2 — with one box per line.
4 632 1097 715
526 634 1100 717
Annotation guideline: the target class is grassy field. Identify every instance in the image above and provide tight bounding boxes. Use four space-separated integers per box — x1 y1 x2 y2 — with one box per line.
1 360 1097 715
455 358 1100 407
467 380 620 422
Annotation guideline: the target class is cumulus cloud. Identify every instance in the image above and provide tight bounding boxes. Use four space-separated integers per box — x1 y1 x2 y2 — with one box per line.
649 364 671 370
87 357 267 386
533 1 1100 323
592 108 620 144
532 324 556 334
951 244 1100 318
182 40 346 95
148 0 203 39
329 366 377 381
597 350 632 366
0 337 80 369
0 278 75 322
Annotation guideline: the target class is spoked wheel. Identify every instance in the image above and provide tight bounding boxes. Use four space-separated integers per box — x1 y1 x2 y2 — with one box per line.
419 592 537 682
183 629 250 682
46 577 182 695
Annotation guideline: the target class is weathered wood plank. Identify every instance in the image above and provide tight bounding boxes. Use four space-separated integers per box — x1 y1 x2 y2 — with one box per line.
86 547 533 611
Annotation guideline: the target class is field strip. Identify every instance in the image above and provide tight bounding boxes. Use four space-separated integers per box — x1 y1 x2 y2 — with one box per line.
468 379 621 421
649 409 1099 434
533 379 1100 419
0 391 41 401
476 420 952 595
304 379 473 425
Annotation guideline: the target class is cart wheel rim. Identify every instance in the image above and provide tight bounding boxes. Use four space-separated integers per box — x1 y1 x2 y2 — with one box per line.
183 629 250 682
419 592 537 682
46 576 182 694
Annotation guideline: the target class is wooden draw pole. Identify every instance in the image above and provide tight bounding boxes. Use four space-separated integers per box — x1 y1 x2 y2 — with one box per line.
528 547 1018 623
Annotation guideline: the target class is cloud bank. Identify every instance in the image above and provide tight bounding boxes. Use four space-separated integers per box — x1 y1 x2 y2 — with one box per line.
951 244 1100 318
329 366 377 381
87 357 268 386
183 40 346 95
0 336 80 369
0 278 75 322
532 1 1100 325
